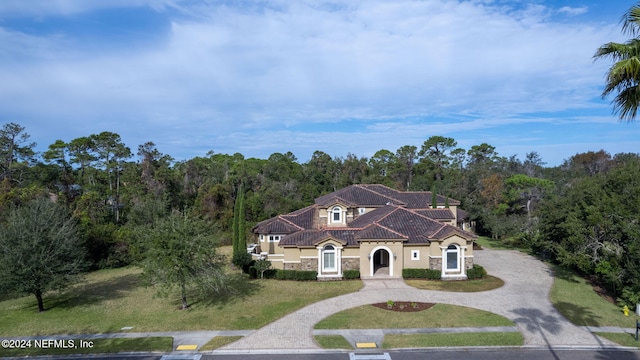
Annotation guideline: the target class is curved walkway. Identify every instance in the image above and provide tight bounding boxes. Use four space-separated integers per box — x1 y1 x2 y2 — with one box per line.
221 249 616 350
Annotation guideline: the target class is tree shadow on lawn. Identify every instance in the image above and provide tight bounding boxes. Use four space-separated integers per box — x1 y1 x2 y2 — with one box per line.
549 264 581 284
186 274 262 309
553 301 604 327
34 273 142 311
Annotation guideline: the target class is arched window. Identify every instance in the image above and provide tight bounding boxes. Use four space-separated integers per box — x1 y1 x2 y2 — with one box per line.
331 207 342 223
446 244 460 271
322 244 336 271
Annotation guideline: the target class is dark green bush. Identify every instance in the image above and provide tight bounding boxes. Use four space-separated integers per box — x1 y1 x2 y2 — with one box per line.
425 269 441 280
402 268 441 280
402 268 426 278
343 270 360 279
467 264 487 279
275 269 317 281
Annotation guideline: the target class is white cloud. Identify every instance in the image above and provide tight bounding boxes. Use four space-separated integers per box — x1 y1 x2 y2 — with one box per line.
558 6 589 17
0 0 635 165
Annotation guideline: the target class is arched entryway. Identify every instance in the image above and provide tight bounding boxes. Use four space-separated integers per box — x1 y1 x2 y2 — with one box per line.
369 247 393 277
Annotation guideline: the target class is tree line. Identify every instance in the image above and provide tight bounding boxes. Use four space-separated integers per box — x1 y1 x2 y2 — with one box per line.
0 122 639 307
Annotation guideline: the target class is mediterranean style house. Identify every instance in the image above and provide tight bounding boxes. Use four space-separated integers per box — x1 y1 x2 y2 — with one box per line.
251 184 477 280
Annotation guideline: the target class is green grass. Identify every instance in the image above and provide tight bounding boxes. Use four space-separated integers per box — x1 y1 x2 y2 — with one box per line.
405 275 504 292
199 336 244 350
474 236 530 252
550 264 636 328
0 266 362 336
0 337 172 357
314 335 353 349
595 332 640 348
381 332 523 348
315 303 514 329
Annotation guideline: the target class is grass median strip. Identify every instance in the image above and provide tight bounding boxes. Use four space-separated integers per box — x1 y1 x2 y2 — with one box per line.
0 337 172 357
381 332 523 348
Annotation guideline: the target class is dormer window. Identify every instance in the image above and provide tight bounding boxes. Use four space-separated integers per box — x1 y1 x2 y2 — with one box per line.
331 206 342 223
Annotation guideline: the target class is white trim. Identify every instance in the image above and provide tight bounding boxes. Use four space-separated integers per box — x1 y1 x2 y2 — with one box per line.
369 246 394 277
411 250 420 261
341 255 360 259
300 256 319 259
283 260 301 264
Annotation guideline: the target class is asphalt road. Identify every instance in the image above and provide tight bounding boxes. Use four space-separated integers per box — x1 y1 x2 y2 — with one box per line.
7 349 640 360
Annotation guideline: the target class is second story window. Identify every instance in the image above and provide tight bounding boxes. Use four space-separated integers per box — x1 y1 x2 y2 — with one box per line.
332 206 342 223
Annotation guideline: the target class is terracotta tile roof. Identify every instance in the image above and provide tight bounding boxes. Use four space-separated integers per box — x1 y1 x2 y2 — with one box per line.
415 209 455 220
280 229 359 247
315 185 405 207
254 184 475 247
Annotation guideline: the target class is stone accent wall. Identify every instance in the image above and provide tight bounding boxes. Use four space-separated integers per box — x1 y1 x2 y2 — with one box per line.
301 258 318 271
466 257 474 269
429 257 441 270
342 258 360 271
283 262 301 270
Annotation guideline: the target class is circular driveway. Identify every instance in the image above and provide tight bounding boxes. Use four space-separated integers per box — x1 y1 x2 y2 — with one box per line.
222 249 614 350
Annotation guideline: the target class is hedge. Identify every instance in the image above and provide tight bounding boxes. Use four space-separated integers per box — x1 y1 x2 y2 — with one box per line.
402 268 441 280
275 269 318 281
343 270 360 279
467 264 487 279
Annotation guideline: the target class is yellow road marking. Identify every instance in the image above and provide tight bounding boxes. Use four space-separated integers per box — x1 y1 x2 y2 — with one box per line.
356 342 377 348
175 344 198 350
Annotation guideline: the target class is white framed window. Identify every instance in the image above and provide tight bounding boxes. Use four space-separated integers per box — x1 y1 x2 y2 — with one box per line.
331 207 342 223
269 235 282 242
358 208 366 215
411 250 420 260
322 244 336 271
446 244 460 271
260 234 265 242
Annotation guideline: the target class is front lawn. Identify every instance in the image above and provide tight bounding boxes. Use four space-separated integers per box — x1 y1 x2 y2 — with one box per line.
405 275 504 292
0 266 362 336
550 265 636 328
315 303 514 329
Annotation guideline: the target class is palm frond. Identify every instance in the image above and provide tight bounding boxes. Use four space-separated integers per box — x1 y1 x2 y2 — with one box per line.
612 85 640 122
621 5 640 36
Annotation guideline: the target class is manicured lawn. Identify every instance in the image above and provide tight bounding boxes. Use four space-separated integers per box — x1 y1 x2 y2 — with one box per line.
405 275 504 292
0 337 173 357
314 303 514 329
474 236 530 252
199 336 244 350
550 265 636 328
595 332 640 348
314 335 353 349
0 266 362 336
382 332 523 348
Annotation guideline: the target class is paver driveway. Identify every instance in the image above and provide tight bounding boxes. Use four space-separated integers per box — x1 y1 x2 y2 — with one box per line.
221 249 614 350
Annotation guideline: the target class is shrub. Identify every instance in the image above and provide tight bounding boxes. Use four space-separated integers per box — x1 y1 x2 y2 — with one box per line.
403 268 441 280
232 252 252 268
403 268 426 279
343 270 360 279
425 269 441 280
467 264 487 279
275 270 317 281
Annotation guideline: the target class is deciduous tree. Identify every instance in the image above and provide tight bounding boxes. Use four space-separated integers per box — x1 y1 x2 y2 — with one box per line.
0 198 87 312
141 211 226 309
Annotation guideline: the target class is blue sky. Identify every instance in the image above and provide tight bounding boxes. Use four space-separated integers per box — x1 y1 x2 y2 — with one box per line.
1 0 638 166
